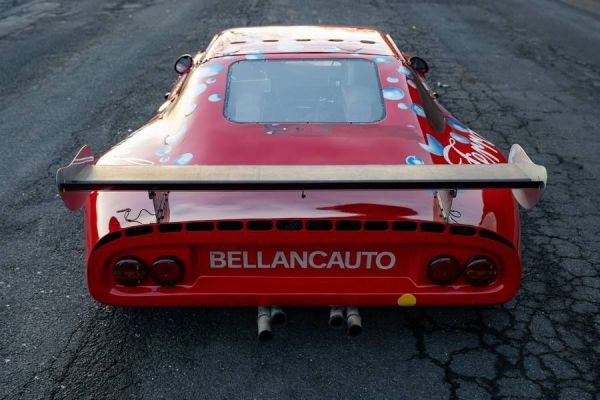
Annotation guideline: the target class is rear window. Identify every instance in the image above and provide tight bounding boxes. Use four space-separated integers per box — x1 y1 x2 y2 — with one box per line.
224 59 385 123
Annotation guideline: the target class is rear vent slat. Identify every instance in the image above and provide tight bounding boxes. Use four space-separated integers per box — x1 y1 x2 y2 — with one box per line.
449 226 476 236
186 222 214 231
158 223 183 233
306 220 333 231
364 221 389 231
247 220 273 231
125 225 153 237
276 220 303 231
479 229 513 248
94 231 121 250
391 221 418 231
335 220 361 231
217 221 243 231
420 222 445 233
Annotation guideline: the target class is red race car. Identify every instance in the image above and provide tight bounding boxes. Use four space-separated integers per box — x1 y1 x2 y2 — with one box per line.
57 26 546 338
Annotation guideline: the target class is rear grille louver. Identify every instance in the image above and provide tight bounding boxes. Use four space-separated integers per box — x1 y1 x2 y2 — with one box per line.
247 220 273 231
217 221 243 231
100 219 513 250
158 223 183 233
276 220 302 231
125 225 153 237
186 222 214 231
306 220 333 231
335 220 361 231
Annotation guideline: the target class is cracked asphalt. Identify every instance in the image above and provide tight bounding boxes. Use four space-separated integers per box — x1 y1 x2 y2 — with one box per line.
1 0 599 398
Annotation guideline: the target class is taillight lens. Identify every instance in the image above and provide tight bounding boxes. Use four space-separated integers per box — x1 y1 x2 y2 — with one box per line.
464 256 497 286
427 256 461 285
151 257 184 286
113 257 148 286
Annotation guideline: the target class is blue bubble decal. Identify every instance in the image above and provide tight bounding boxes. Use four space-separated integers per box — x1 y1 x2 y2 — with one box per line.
419 134 444 156
397 102 408 110
397 66 413 78
447 117 470 132
406 155 425 165
208 94 222 102
382 87 405 101
407 79 417 89
159 156 169 163
451 132 470 144
155 145 171 157
245 49 265 60
206 77 217 84
174 153 193 165
386 76 400 83
196 63 224 78
193 83 207 96
277 42 304 52
411 103 426 118
373 56 392 64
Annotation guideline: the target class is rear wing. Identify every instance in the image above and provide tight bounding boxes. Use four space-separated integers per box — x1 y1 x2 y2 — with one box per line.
56 144 546 213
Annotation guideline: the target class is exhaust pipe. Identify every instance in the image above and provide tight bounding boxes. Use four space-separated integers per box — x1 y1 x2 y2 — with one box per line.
329 306 345 328
270 305 287 325
346 306 362 337
257 306 273 341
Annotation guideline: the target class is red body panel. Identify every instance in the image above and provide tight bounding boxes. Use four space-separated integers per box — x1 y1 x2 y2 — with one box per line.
81 26 522 306
87 218 520 306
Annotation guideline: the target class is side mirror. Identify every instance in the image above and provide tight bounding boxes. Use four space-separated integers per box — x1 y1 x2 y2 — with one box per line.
408 56 429 75
174 54 194 75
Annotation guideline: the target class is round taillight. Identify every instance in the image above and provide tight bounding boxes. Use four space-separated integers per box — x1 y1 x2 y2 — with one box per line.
427 256 461 285
113 257 148 286
464 256 497 287
151 257 184 286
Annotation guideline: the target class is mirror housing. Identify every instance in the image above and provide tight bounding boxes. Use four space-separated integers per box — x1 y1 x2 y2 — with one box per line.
408 56 429 75
174 54 194 75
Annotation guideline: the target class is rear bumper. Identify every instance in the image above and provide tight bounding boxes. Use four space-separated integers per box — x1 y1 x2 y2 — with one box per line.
87 219 521 307
92 277 519 307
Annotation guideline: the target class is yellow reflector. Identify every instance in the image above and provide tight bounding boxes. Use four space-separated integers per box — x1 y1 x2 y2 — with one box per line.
397 293 417 307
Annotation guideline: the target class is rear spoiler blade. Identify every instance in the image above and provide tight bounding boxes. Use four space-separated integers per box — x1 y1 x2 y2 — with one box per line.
57 144 546 211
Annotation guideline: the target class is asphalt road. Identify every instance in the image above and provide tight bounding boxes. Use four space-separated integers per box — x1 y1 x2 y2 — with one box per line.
1 0 599 399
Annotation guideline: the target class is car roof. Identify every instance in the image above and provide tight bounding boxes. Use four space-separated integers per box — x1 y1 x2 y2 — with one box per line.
204 25 398 60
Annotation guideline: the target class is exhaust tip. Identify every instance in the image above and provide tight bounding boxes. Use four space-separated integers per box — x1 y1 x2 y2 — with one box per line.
346 306 362 337
257 306 273 341
270 306 287 325
329 306 345 328
330 314 345 328
258 329 273 341
347 323 362 337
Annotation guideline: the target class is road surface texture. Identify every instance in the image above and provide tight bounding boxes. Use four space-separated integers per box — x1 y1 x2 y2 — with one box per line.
1 0 599 399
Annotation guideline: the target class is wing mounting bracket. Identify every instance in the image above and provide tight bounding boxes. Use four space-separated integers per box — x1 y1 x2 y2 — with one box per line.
435 189 458 223
149 191 170 224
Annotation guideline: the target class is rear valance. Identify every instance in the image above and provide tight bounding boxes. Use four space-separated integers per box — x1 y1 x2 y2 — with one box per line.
56 144 546 211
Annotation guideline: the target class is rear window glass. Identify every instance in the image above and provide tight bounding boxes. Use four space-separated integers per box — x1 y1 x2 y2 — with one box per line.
224 59 385 123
